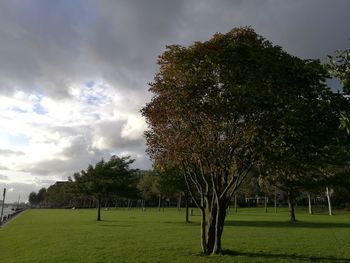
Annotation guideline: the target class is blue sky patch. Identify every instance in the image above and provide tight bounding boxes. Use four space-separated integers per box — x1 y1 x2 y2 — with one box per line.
32 102 48 115
85 80 95 88
11 107 28 113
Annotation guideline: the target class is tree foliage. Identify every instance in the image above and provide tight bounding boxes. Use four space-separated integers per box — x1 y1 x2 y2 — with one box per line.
45 182 74 208
326 45 350 134
28 192 38 206
326 45 350 94
155 164 186 197
136 171 159 200
28 188 47 207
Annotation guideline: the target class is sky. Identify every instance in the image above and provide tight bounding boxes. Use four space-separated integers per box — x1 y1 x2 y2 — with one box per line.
0 0 349 203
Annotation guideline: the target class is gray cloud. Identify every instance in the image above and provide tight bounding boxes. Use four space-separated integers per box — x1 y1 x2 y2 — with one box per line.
0 149 25 156
1 0 348 97
25 120 149 177
93 120 145 150
0 174 8 180
0 182 43 203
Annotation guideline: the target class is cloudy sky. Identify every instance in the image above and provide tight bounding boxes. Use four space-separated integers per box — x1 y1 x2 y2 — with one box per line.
0 0 349 202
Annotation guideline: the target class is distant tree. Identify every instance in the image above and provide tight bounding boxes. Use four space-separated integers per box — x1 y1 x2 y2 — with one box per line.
28 192 38 207
136 171 159 207
155 164 190 221
320 164 350 215
45 182 74 208
238 168 260 206
37 188 47 208
330 173 350 208
73 155 137 221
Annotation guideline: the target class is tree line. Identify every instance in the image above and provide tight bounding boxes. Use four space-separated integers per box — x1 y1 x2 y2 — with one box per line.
28 157 190 221
28 157 349 218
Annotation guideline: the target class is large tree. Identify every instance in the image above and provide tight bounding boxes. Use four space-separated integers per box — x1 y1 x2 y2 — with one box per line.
141 27 346 254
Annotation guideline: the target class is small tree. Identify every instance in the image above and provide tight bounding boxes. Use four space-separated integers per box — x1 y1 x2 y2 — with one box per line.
73 155 137 221
37 188 47 208
136 171 160 208
28 192 39 207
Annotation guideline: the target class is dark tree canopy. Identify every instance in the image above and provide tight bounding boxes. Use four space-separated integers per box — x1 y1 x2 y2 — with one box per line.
28 192 38 206
45 182 74 208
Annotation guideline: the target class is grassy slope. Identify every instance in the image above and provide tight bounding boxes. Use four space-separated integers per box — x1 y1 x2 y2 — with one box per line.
0 207 349 263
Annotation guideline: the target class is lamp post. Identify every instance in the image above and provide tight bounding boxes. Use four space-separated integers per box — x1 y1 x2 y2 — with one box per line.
0 188 6 225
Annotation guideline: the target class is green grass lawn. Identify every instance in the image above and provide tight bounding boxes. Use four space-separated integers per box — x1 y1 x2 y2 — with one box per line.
1 207 349 263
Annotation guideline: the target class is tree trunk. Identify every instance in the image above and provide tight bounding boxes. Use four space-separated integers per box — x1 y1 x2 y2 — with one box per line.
177 192 182 211
274 188 277 213
200 207 208 254
234 194 237 213
326 187 333 216
307 192 313 215
212 199 227 254
185 191 189 223
158 194 162 212
97 197 101 221
287 190 296 222
264 196 267 213
206 205 217 254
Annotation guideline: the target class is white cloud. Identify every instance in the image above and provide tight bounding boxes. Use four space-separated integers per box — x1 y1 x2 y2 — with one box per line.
0 81 150 201
121 115 147 140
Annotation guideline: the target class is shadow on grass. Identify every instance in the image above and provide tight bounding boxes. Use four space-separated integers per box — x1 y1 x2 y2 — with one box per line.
162 221 202 227
222 249 350 262
96 220 135 228
163 220 350 229
224 220 350 229
98 224 135 227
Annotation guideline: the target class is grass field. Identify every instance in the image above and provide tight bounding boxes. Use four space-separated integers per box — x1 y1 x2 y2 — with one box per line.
0 207 349 263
